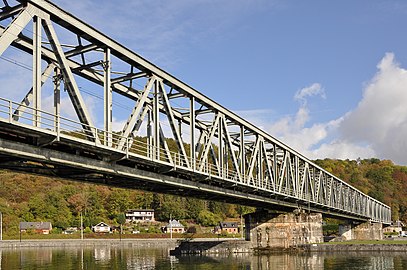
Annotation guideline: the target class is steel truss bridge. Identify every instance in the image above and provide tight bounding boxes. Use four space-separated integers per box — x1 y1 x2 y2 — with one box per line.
0 0 391 224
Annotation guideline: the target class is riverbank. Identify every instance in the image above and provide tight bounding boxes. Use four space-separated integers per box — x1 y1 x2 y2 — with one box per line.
0 238 241 249
0 238 179 249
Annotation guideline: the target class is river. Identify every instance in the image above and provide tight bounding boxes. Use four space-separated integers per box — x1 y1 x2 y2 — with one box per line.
1 246 407 269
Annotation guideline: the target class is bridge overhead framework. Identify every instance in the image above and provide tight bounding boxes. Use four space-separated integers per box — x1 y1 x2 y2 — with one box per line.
0 0 391 224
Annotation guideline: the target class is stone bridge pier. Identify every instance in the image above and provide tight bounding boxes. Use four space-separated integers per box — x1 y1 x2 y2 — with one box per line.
244 210 323 249
338 222 383 241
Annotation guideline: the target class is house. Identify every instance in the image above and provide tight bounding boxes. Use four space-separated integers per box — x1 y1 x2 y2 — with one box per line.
92 222 111 233
215 222 239 234
19 222 52 234
163 220 185 233
125 209 155 223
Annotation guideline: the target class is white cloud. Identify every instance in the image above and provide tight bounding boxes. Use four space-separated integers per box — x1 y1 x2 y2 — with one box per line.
294 83 326 104
311 140 376 161
241 53 407 165
339 52 407 164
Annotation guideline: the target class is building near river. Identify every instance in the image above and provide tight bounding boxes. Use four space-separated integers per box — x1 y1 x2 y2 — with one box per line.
125 209 155 223
92 222 111 233
163 220 185 233
19 222 52 234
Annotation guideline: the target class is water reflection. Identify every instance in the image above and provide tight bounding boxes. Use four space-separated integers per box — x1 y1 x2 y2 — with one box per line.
0 246 407 269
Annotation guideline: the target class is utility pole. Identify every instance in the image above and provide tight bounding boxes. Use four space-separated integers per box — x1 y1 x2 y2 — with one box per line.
80 212 83 240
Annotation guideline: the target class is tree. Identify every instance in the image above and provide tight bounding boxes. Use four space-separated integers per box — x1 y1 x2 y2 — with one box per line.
197 210 222 226
116 213 126 225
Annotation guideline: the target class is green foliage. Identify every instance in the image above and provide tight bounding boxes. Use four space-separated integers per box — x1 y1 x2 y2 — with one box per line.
116 213 126 225
316 158 407 222
197 210 222 226
323 224 339 236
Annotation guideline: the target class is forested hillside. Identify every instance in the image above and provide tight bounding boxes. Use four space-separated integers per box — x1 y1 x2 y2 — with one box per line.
0 158 406 236
314 158 407 221
0 170 252 236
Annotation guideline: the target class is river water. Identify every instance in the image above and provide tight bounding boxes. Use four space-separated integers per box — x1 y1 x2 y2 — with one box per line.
1 246 407 269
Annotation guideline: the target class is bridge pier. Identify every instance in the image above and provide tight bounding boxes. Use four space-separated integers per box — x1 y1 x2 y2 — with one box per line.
244 210 323 249
338 222 383 241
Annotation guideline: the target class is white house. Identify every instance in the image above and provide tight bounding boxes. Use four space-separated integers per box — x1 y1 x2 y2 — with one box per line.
163 220 185 234
125 209 155 223
92 222 111 233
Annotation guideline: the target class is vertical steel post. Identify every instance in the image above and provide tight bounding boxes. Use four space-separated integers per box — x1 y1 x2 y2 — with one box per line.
53 68 60 134
33 16 42 127
147 110 152 158
153 81 160 160
190 96 196 170
258 140 263 188
218 115 224 178
104 48 112 147
273 143 277 190
240 125 245 182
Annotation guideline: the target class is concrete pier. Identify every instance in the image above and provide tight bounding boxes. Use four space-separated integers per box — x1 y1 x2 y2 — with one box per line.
244 210 323 249
339 222 383 241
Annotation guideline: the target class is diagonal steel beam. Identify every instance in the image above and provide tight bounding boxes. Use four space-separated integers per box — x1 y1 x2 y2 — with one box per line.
198 113 220 172
159 123 174 165
117 76 156 150
261 140 275 190
43 18 100 143
220 115 241 182
0 5 34 56
0 4 23 20
246 136 261 186
159 80 190 169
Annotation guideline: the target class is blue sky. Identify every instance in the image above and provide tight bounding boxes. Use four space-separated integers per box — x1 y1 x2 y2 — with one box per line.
2 0 407 164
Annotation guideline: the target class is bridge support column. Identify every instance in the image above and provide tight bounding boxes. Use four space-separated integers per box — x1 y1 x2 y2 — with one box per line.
244 210 323 249
339 222 383 241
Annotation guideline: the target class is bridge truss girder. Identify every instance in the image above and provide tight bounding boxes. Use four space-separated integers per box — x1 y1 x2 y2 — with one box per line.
0 0 391 224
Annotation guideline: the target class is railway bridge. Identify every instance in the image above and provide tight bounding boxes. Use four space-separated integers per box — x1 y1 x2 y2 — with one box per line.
0 0 391 247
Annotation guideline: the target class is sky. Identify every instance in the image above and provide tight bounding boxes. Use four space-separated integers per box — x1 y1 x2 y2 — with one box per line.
2 0 407 165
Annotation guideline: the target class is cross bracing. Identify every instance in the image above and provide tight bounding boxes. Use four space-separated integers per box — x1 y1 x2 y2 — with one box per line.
0 0 391 224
